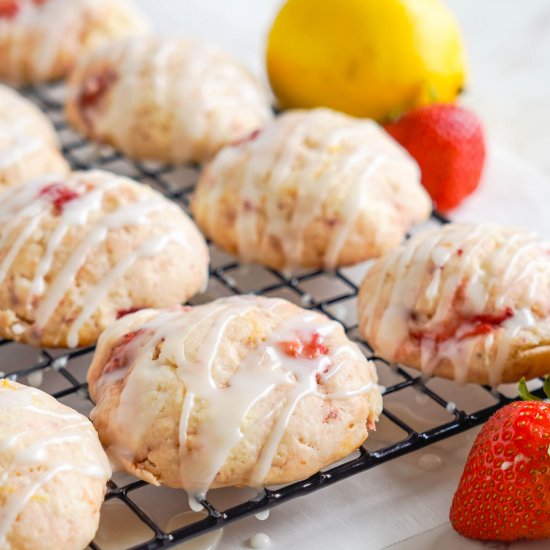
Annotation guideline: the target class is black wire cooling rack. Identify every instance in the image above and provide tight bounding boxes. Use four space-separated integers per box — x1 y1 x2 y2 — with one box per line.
1 82 545 549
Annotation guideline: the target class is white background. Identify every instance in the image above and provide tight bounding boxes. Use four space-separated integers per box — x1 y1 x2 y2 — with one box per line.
130 1 550 549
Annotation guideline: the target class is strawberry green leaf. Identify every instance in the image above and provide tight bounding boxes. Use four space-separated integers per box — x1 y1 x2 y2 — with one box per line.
544 376 550 400
518 377 542 401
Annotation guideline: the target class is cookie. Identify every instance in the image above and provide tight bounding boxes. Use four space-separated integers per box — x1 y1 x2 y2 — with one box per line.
0 0 149 83
0 170 209 348
87 296 382 501
65 36 273 163
358 223 550 385
192 108 432 269
0 379 111 550
0 84 69 188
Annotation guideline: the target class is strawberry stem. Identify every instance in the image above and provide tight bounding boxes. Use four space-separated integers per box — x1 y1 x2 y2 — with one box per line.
518 376 549 401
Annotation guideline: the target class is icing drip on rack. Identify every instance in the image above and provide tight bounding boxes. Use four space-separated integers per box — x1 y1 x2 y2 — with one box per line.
0 171 198 347
92 296 376 503
203 109 421 269
363 224 547 384
0 380 111 545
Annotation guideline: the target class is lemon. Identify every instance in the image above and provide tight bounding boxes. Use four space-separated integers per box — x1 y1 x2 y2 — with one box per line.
266 0 467 121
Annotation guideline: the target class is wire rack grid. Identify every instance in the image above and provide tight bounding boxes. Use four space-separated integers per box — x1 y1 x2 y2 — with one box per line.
1 82 544 550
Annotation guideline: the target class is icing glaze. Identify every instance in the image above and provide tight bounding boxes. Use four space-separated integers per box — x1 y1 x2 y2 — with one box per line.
200 109 422 269
361 224 548 384
417 453 443 472
0 171 203 347
250 533 271 549
91 296 376 501
0 380 111 544
255 510 270 521
0 117 47 171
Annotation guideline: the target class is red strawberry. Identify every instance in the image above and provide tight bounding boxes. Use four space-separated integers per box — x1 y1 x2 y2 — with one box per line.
385 104 486 212
449 378 550 541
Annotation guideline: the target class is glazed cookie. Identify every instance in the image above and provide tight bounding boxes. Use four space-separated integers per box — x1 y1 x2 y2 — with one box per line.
65 36 273 164
87 296 382 502
0 379 111 550
0 84 69 188
192 108 432 269
358 223 550 385
0 170 209 348
0 0 149 83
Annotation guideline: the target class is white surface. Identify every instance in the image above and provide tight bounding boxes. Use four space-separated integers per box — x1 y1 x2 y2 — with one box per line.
133 1 550 549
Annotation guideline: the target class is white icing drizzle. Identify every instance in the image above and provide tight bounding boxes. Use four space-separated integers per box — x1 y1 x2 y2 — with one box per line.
0 381 111 545
30 176 118 296
93 37 151 156
323 156 385 267
0 213 43 284
363 224 546 384
0 117 44 170
201 109 420 269
79 37 271 162
92 296 375 501
0 171 201 347
66 231 191 348
34 199 166 329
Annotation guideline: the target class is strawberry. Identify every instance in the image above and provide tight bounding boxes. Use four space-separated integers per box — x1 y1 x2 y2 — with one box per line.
449 378 550 541
385 104 486 212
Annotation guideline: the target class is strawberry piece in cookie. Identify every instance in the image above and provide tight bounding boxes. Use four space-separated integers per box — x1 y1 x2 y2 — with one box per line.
231 128 261 147
279 332 329 359
116 307 144 320
39 183 79 214
103 329 150 378
39 183 80 214
78 69 117 126
460 307 514 339
411 307 515 345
